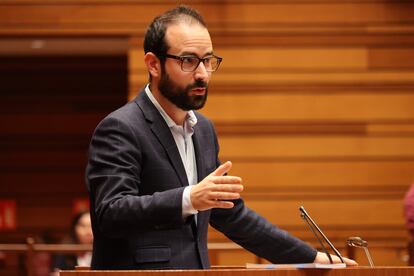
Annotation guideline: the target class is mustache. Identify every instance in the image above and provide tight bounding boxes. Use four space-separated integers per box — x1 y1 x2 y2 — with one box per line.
188 80 208 90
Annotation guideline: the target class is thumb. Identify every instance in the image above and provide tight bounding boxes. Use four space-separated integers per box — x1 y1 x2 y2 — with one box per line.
211 161 232 176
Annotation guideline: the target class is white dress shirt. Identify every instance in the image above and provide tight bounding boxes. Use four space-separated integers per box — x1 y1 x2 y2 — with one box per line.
145 85 198 218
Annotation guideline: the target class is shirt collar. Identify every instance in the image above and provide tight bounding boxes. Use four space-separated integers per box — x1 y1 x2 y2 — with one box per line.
145 84 197 128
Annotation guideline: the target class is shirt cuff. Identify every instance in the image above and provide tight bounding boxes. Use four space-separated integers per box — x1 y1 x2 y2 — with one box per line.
182 185 198 219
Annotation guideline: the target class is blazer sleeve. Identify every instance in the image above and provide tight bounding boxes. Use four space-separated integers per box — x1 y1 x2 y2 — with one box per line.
86 116 187 238
210 200 317 264
208 121 317 264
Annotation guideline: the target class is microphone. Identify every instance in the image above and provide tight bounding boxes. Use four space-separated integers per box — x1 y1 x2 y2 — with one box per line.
299 206 344 264
347 236 374 267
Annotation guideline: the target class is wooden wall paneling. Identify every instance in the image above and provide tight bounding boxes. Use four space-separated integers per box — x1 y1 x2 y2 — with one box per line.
213 250 257 266
368 48 414 69
214 122 414 136
216 47 414 70
215 47 369 70
1 0 414 269
202 93 414 122
244 198 404 227
128 36 145 99
219 136 414 159
227 161 414 190
368 123 414 135
1 1 414 35
211 71 414 85
212 33 414 48
207 226 409 247
350 241 408 266
130 70 414 89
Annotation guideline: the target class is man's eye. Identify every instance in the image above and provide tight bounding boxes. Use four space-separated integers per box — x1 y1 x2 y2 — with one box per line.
182 57 197 64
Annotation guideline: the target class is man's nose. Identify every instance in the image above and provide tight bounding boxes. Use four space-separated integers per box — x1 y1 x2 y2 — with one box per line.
194 61 210 81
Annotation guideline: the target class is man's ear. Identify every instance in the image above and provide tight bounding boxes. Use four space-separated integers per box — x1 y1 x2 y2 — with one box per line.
144 52 161 78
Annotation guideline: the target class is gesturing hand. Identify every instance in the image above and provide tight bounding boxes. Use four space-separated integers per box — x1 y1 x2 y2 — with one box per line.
190 161 243 211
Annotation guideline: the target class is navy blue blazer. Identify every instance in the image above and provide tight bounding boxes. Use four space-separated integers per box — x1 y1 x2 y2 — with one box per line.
86 89 316 270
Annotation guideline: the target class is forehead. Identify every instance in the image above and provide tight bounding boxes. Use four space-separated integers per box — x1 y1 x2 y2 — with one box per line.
165 23 212 55
77 213 91 225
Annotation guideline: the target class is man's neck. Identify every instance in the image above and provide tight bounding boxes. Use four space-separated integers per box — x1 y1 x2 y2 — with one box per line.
149 85 187 126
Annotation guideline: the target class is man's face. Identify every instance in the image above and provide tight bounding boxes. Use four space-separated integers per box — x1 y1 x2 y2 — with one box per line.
158 23 213 111
158 62 208 111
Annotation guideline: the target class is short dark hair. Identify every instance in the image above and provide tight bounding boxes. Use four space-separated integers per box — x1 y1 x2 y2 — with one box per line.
144 5 207 59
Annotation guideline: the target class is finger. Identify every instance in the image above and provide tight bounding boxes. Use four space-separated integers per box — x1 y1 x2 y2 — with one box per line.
211 200 234 209
212 184 244 192
331 255 357 266
209 192 241 201
331 255 343 264
212 176 242 185
210 161 232 177
343 257 358 266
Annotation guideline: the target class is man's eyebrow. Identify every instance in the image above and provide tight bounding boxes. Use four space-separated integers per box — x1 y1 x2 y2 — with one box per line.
180 51 214 57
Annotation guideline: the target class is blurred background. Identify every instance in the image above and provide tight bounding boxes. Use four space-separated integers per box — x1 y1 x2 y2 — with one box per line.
1 0 414 275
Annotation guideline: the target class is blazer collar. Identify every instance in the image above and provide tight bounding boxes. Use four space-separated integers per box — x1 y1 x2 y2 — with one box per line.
136 89 211 236
135 89 189 187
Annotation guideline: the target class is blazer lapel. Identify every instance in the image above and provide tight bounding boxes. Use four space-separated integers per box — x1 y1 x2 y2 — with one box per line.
192 118 212 237
136 90 189 187
192 125 205 184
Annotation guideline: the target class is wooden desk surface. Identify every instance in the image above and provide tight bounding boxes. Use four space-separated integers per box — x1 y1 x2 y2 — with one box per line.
59 267 414 276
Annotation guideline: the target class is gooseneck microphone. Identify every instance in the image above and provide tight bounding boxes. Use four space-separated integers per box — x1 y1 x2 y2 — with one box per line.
347 236 374 267
299 206 344 264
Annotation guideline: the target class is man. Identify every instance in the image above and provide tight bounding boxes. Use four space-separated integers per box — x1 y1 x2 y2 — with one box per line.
86 5 356 270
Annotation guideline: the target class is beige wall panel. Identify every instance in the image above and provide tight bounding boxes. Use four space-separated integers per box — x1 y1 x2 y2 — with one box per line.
208 227 408 244
214 33 414 48
206 241 408 266
214 123 414 136
210 243 408 266
201 94 414 122
0 4 164 25
128 48 145 71
213 250 256 266
1 0 413 269
130 71 414 87
354 246 407 266
369 48 414 69
218 47 414 70
208 3 414 24
368 123 414 135
217 48 368 70
1 2 414 27
128 46 146 98
229 161 414 189
212 71 414 85
219 136 414 159
215 123 368 136
245 199 405 227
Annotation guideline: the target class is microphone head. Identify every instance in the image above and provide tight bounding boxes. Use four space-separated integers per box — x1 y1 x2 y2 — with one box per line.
299 206 307 216
347 236 368 248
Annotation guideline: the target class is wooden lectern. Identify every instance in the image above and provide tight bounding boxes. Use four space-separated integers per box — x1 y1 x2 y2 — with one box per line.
60 267 414 276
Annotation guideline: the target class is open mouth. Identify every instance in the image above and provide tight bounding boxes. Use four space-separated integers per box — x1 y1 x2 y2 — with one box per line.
191 87 206 95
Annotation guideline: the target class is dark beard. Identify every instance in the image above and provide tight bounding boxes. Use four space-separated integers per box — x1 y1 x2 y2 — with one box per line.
158 71 208 111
